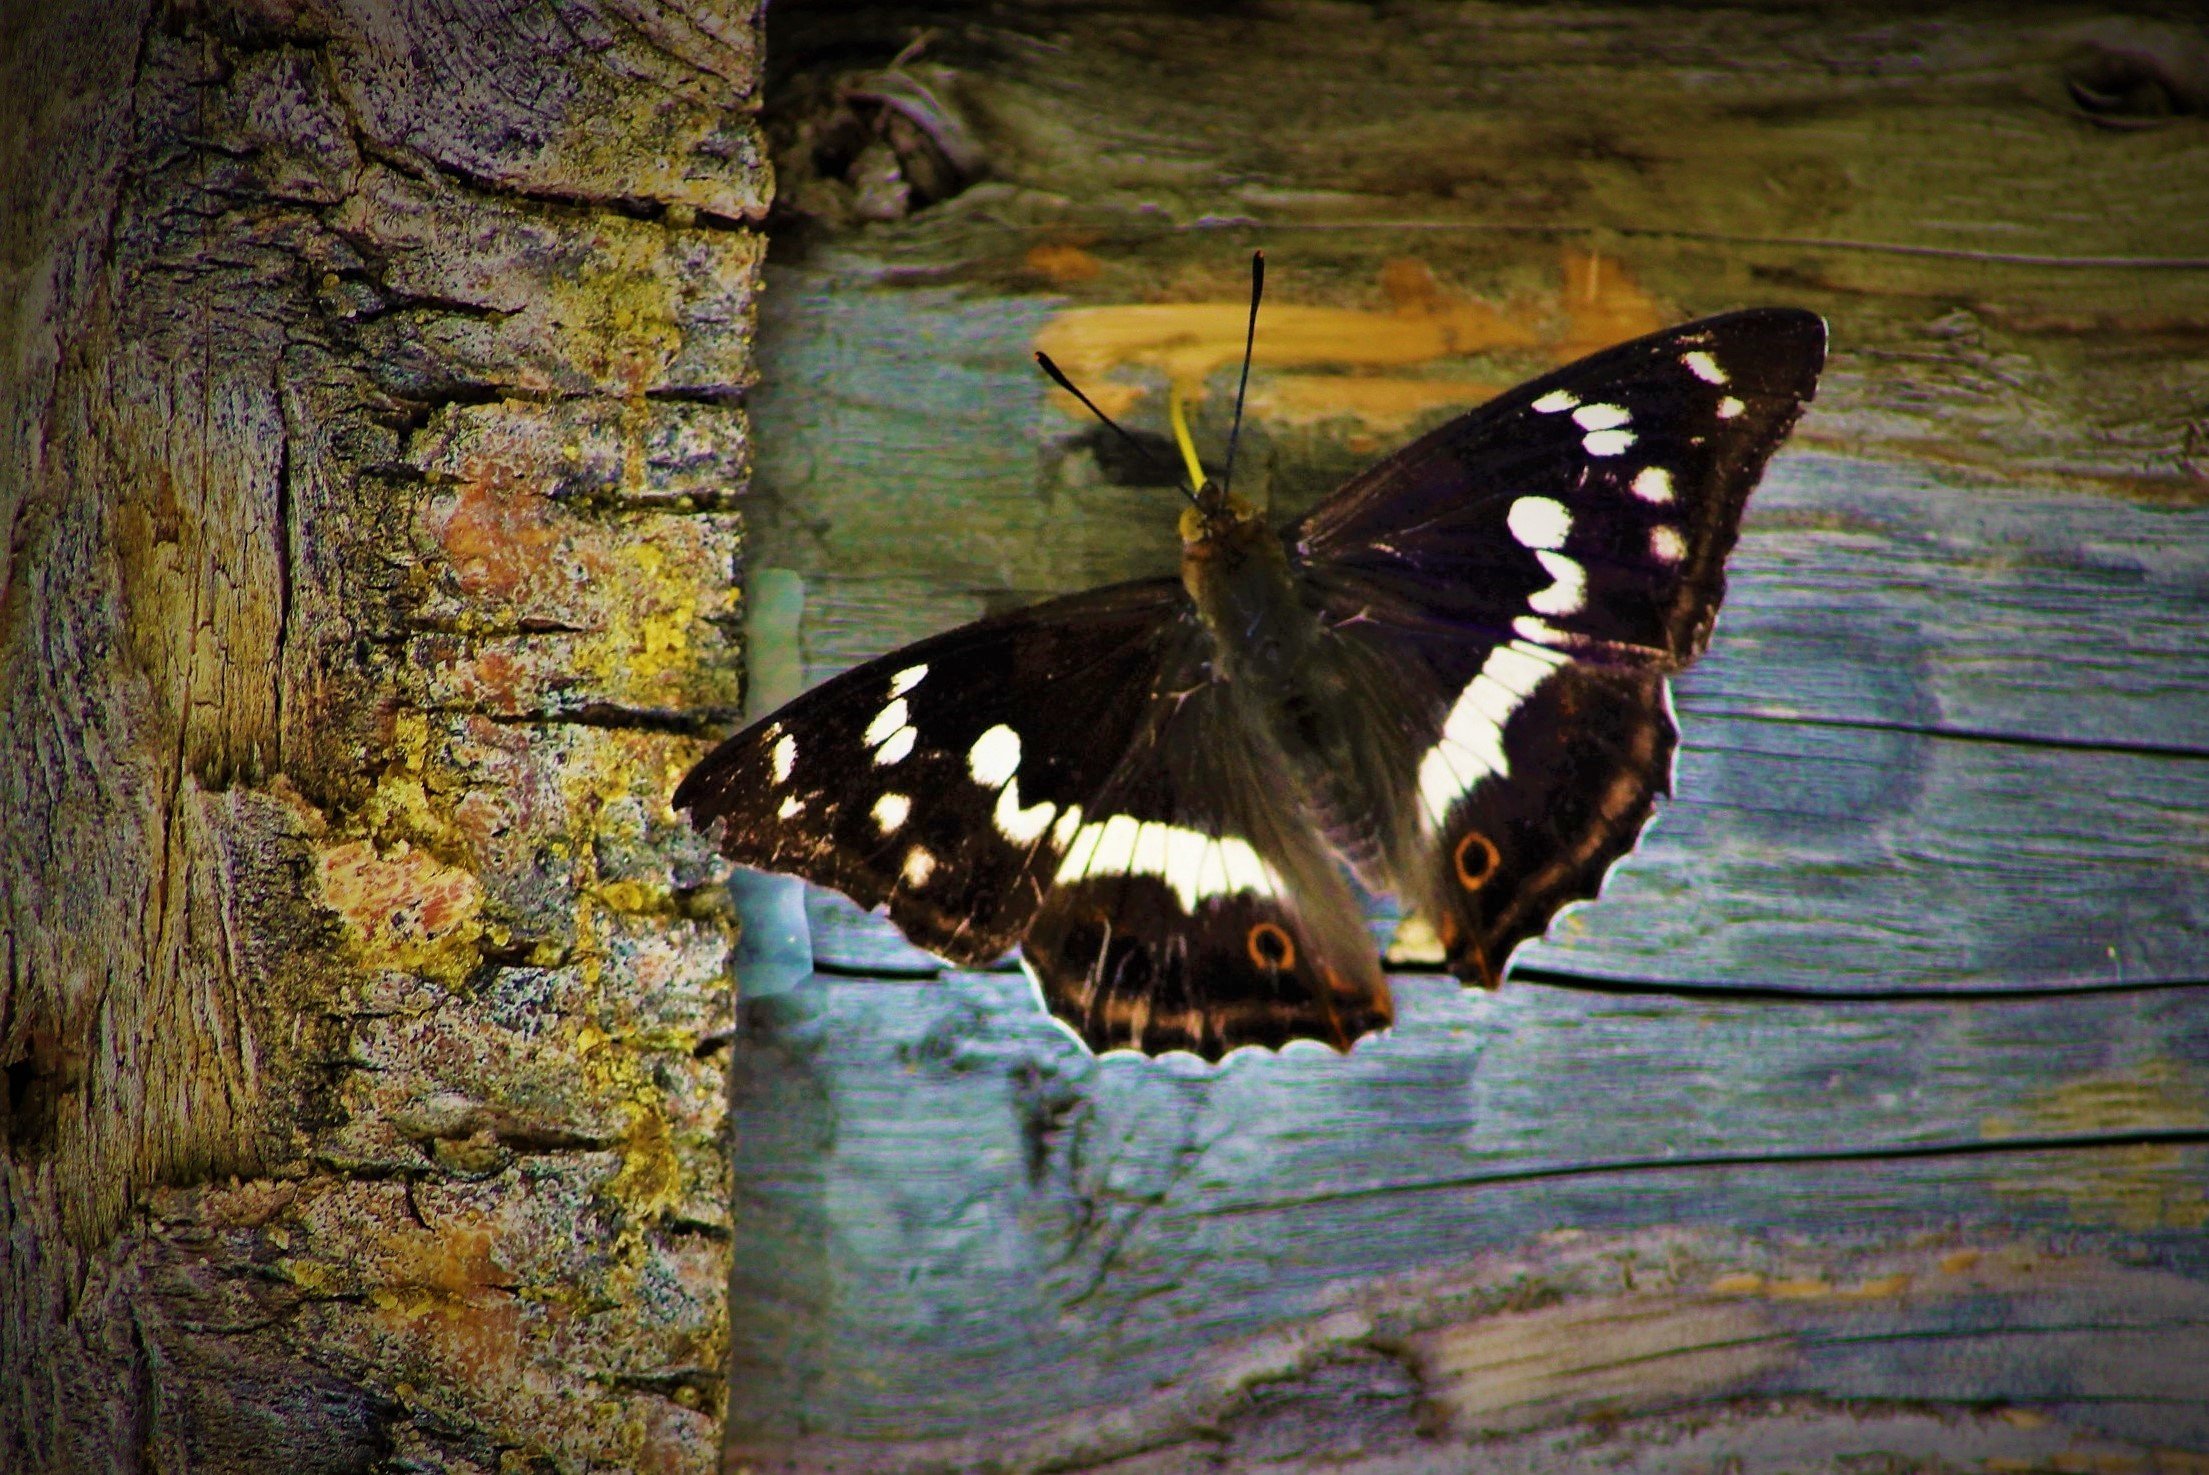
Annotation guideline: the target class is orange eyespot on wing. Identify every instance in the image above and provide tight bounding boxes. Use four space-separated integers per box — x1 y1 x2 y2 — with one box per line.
1453 830 1501 890
1247 920 1297 970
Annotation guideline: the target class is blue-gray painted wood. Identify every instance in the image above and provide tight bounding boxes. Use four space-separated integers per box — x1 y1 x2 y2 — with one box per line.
725 5 2209 1466
728 969 2209 1458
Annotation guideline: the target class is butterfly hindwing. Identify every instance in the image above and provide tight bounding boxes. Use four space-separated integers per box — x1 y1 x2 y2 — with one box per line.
1395 638 1679 985
1023 675 1394 1060
677 576 1393 1059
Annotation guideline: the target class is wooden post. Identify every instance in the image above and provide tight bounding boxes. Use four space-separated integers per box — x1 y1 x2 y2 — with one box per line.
1 2 764 1468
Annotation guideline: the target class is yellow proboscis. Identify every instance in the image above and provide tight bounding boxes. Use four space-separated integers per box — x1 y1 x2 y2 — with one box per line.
1168 384 1207 492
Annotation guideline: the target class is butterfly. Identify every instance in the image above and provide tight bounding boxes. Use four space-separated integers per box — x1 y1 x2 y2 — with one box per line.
676 263 1825 1060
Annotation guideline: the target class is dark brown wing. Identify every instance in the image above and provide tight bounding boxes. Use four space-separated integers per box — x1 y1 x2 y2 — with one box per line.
1022 668 1392 1061
674 578 1191 967
675 578 1392 1059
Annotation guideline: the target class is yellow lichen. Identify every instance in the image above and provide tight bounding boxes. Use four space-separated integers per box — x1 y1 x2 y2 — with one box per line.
1990 1058 2209 1231
355 711 467 852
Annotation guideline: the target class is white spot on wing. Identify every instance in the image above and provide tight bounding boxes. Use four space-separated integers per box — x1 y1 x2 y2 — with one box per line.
1513 615 1573 647
1632 466 1675 504
1528 550 1587 616
1058 817 1102 879
1650 524 1687 564
778 795 804 819
1414 639 1569 829
874 726 916 766
889 664 928 697
994 782 1057 845
1532 389 1578 414
873 793 911 834
1053 816 1282 910
968 724 1022 788
1487 640 1566 698
1716 395 1745 419
1196 838 1229 900
770 732 797 785
1571 403 1630 431
1582 429 1636 457
902 847 935 887
865 696 918 766
1507 496 1572 551
863 698 909 749
1682 350 1727 384
1087 815 1140 877
1051 805 1083 849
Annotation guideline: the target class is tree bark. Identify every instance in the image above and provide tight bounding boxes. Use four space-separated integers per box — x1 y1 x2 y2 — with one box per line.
2 2 763 1469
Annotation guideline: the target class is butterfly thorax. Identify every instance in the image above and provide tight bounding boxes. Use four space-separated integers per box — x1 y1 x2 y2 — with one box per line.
1179 488 1311 687
1180 485 1399 883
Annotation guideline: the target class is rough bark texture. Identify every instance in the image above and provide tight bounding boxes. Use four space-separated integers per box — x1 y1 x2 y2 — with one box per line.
1 2 763 1470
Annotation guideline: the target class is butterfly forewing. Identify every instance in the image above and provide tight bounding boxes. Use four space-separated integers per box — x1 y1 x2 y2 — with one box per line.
674 578 1190 966
1296 309 1826 665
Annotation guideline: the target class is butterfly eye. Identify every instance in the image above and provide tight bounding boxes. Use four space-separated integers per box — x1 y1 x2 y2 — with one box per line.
1246 921 1296 970
1453 831 1501 890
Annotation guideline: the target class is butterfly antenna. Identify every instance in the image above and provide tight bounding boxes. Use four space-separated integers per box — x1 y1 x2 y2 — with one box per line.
1221 249 1265 496
1034 351 1200 509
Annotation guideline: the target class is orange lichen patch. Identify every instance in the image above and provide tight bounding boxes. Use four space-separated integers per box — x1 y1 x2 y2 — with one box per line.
1026 241 1103 283
421 644 529 714
1940 1248 1984 1275
379 1220 521 1303
1247 373 1505 432
315 838 485 982
412 477 733 714
420 481 608 612
1707 1272 1766 1296
1032 247 1663 431
1552 246 1667 364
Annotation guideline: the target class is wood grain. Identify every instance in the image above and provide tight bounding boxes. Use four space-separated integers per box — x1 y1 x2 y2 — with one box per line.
725 2 2209 1469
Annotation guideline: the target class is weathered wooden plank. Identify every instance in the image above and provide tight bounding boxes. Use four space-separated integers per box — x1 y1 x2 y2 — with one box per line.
756 273 2209 989
798 707 2209 988
756 272 2209 751
727 968 2209 1462
728 3 2209 1468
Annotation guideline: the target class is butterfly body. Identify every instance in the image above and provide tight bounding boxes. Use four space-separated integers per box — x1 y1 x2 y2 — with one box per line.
677 307 1826 1060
